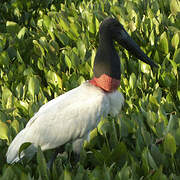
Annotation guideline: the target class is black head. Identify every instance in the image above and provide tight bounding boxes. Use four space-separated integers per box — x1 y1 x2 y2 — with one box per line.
93 17 158 80
99 17 124 41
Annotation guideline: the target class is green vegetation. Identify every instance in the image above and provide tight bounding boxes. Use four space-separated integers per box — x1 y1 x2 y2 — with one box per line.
0 0 180 179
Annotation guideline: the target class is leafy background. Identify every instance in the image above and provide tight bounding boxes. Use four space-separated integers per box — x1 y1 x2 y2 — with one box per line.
0 0 180 179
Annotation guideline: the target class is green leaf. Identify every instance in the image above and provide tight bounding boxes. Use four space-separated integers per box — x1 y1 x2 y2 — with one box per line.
175 128 180 146
154 50 160 63
17 27 26 39
55 31 70 46
0 121 9 143
164 133 176 155
64 169 72 180
177 91 180 101
171 33 179 50
43 15 51 29
141 62 151 74
148 151 158 170
1 166 15 179
129 73 136 89
37 146 49 180
173 48 180 64
117 163 130 179
111 142 127 166
151 144 164 165
166 114 175 133
17 50 23 63
6 21 20 33
77 40 86 59
0 51 10 66
28 76 40 98
65 55 72 71
150 29 155 46
45 70 62 89
151 167 167 180
59 17 69 32
11 120 19 133
170 0 180 15
169 59 177 76
159 32 169 54
2 86 12 109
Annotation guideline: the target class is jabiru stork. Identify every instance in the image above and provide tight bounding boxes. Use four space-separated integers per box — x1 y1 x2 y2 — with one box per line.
6 17 157 167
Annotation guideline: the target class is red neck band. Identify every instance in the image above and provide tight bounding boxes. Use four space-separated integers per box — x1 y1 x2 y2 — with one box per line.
89 74 120 92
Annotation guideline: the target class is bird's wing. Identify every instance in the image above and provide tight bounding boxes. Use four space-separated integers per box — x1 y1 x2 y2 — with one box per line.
6 82 110 163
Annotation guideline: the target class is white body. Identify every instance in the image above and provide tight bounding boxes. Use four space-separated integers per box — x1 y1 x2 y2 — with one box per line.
6 81 124 164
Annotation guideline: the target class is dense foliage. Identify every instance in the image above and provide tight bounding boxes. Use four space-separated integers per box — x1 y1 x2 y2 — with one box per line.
0 0 180 179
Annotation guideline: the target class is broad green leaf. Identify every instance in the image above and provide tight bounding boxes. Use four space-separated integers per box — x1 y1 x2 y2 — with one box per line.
11 119 19 133
17 27 26 39
148 151 158 170
17 50 23 63
37 146 49 180
6 21 20 33
173 48 180 64
111 142 127 166
0 34 6 52
65 55 72 71
169 59 177 76
55 31 70 46
151 144 164 165
149 94 159 107
78 76 85 84
117 164 130 179
159 32 169 54
70 22 79 38
141 128 152 146
164 133 176 155
64 169 72 180
151 167 168 180
171 33 179 50
166 114 175 134
28 76 40 98
150 30 155 46
2 86 12 109
0 51 10 66
33 40 45 56
170 0 180 15
59 17 69 32
153 50 159 66
100 121 111 135
43 15 51 29
23 67 34 76
120 118 128 138
142 148 150 174
0 121 9 143
77 40 86 59
0 166 14 179
93 149 105 165
45 70 62 89
141 62 151 74
178 91 180 101
175 128 180 146
129 73 136 89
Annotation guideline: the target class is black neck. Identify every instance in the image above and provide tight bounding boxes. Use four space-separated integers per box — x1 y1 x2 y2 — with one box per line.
93 33 121 80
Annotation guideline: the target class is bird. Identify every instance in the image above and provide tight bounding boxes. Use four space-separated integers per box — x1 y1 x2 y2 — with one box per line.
6 17 157 167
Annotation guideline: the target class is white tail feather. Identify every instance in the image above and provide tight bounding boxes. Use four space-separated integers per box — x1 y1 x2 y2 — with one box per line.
6 129 36 164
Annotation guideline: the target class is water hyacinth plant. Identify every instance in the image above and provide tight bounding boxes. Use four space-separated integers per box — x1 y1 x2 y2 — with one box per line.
0 0 180 179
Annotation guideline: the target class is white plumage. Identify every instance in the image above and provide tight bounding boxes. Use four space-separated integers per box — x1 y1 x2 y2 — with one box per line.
6 81 124 164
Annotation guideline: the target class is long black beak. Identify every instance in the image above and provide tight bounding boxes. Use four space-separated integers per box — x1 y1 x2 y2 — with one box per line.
117 28 158 68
